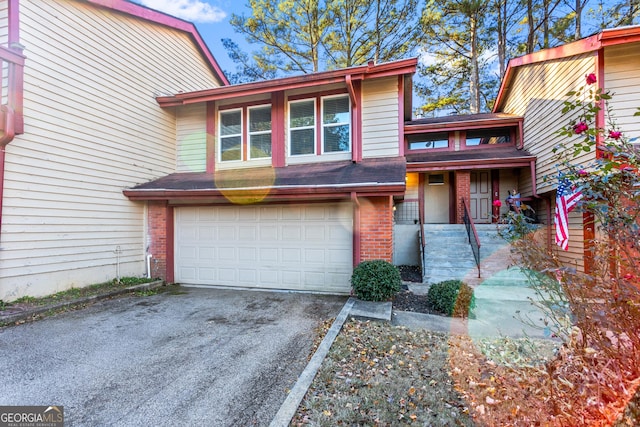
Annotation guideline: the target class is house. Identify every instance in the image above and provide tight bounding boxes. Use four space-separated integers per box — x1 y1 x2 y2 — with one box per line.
125 61 539 291
0 0 227 301
493 25 640 272
124 60 417 294
2 0 636 300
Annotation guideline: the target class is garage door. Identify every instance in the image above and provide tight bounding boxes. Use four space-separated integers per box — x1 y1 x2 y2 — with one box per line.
175 203 353 293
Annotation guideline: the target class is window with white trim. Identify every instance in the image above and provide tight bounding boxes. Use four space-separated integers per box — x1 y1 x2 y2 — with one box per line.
289 99 316 155
248 105 272 159
322 95 351 153
220 109 242 161
219 104 272 162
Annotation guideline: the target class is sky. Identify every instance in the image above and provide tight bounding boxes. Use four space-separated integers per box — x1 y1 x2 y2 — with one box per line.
133 0 252 75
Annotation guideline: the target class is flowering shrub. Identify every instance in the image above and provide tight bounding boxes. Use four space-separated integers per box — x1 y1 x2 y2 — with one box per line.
509 72 640 424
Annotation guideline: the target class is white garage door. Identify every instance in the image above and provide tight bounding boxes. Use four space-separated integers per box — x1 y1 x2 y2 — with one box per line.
175 203 353 293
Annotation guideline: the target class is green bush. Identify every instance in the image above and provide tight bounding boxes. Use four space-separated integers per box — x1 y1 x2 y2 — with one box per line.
351 260 402 302
426 280 476 318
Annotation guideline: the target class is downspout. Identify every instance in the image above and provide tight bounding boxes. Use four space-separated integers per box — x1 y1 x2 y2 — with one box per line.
345 74 362 163
0 0 23 238
351 192 361 267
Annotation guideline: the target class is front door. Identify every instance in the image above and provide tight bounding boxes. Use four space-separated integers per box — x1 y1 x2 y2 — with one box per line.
424 173 450 223
470 171 491 223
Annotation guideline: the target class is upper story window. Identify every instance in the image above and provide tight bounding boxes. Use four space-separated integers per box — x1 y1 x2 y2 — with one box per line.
219 104 272 162
220 109 242 161
465 128 512 146
289 100 316 155
408 132 449 150
323 96 350 153
249 105 272 159
289 94 351 156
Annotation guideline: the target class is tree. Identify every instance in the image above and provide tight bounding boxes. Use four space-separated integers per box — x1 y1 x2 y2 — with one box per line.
593 0 640 27
417 0 493 114
221 39 277 84
493 0 526 77
226 0 420 78
229 0 329 74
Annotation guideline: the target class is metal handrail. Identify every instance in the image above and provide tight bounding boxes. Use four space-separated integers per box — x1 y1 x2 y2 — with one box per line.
461 198 481 278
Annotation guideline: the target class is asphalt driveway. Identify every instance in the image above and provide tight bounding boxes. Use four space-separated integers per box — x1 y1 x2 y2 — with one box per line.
0 287 347 426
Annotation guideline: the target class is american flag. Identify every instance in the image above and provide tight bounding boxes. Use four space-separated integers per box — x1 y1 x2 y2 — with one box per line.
555 175 583 250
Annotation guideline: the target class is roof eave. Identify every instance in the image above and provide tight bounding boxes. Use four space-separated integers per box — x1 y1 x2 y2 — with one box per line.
405 116 523 134
407 156 535 172
124 183 406 202
494 25 640 112
157 58 418 107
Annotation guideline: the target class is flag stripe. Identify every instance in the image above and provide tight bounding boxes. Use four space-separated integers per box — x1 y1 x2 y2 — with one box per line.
555 176 582 251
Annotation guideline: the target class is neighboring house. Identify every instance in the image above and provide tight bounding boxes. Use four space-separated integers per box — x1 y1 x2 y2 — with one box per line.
0 0 227 301
493 25 640 272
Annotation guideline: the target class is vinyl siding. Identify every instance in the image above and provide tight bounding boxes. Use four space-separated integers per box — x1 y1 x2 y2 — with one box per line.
0 0 222 300
361 77 400 158
604 43 640 140
501 54 597 194
176 103 207 173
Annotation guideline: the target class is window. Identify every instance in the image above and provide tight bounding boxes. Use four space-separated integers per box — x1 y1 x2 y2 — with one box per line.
220 109 242 161
465 129 511 146
408 132 449 150
219 105 272 162
289 100 316 155
289 94 351 156
322 96 350 153
248 105 272 159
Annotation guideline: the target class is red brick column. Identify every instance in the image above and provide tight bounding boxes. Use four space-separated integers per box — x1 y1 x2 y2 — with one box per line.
148 201 169 281
455 171 471 224
359 196 394 263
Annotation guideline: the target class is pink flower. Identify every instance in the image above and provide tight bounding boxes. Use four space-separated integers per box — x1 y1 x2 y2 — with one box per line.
573 122 589 134
577 169 588 177
492 199 502 207
623 273 635 281
586 73 597 85
609 130 622 140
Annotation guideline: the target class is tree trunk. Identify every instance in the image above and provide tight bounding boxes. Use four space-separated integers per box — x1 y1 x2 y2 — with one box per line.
575 0 583 39
497 0 506 77
526 0 535 53
469 13 480 114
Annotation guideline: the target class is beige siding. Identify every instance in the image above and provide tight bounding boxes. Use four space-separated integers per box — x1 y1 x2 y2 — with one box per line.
552 200 585 269
604 43 640 140
502 54 597 194
361 77 400 158
0 0 222 300
176 103 207 173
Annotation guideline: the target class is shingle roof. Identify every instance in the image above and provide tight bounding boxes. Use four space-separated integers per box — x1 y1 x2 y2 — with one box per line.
124 157 407 201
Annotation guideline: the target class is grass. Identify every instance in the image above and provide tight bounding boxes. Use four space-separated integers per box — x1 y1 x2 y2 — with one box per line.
5 277 158 309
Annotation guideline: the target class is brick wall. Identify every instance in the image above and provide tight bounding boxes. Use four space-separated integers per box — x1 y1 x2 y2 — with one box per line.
359 196 394 262
148 201 168 280
455 171 470 224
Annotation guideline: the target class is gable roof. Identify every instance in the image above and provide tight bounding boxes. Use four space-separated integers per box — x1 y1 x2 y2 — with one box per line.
494 25 640 111
86 0 229 86
157 58 418 106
